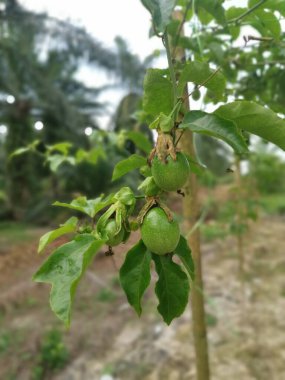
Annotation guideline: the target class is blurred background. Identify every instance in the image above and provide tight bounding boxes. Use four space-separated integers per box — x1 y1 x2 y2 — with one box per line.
1 0 285 379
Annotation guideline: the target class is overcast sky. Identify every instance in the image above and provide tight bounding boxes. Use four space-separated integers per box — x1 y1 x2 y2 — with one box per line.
20 0 248 56
19 0 248 128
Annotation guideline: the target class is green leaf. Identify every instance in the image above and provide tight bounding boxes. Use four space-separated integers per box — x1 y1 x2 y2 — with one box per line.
141 0 176 33
125 131 152 154
177 62 226 100
33 235 104 326
38 217 78 254
46 155 76 172
47 142 72 156
53 195 114 218
150 113 174 132
247 10 281 39
197 7 214 25
9 140 40 159
226 7 244 39
143 69 174 117
197 0 226 25
152 254 190 325
120 240 152 316
174 235 195 280
76 147 106 165
249 0 285 17
112 154 146 181
180 111 248 155
229 6 281 38
185 154 207 175
9 147 31 159
215 101 285 151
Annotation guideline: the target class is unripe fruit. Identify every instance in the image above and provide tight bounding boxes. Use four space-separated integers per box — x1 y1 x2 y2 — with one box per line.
141 207 180 255
151 152 190 192
105 219 125 247
192 88 201 101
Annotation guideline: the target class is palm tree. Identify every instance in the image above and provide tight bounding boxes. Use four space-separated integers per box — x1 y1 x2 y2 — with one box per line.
0 0 154 218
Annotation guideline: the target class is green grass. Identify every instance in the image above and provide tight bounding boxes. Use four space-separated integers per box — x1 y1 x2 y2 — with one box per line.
96 288 117 303
0 222 36 245
259 194 285 215
201 222 228 242
0 332 12 355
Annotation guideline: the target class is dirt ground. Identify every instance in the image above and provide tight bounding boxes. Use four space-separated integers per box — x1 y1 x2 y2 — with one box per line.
0 216 285 380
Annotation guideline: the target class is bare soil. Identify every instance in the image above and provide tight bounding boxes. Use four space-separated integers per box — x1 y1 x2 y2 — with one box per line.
0 216 285 380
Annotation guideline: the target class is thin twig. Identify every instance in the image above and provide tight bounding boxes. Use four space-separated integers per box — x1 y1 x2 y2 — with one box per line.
243 34 274 46
186 206 209 238
183 67 221 101
175 130 185 147
152 22 164 39
227 0 267 24
110 255 119 271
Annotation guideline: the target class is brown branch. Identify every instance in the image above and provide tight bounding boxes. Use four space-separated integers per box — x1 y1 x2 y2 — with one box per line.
243 34 274 46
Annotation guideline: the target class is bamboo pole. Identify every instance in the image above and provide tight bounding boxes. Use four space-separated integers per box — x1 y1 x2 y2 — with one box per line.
182 132 210 380
235 155 245 277
172 10 210 380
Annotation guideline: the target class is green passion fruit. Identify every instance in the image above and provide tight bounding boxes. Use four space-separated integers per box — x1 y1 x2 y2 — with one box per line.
141 207 180 255
105 219 125 247
151 152 190 192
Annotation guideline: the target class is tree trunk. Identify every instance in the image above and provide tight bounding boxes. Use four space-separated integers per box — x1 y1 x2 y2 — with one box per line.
5 101 38 219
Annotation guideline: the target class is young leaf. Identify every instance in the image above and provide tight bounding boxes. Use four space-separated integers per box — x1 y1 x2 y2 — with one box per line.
112 154 146 181
143 69 174 117
9 147 32 159
174 235 195 280
180 111 248 155
38 217 78 254
215 101 285 151
138 176 161 196
125 131 152 154
152 254 190 325
47 142 73 156
141 0 176 33
33 235 104 326
46 155 76 172
9 140 40 160
120 240 152 316
114 187 136 206
177 61 226 100
76 147 106 164
53 195 114 218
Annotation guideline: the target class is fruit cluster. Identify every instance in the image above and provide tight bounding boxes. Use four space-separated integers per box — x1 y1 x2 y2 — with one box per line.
103 132 190 256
